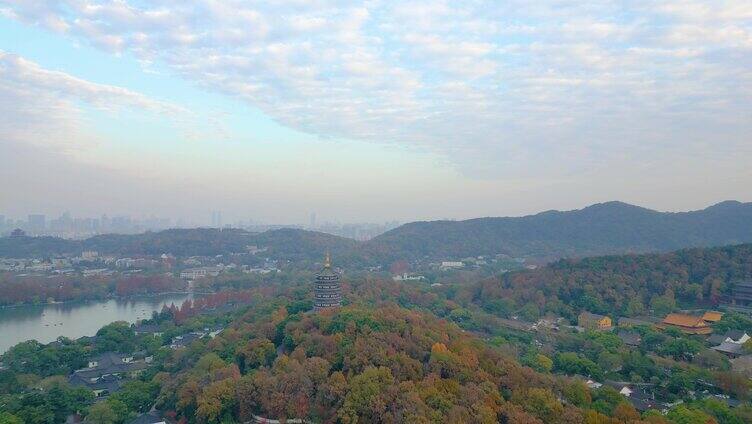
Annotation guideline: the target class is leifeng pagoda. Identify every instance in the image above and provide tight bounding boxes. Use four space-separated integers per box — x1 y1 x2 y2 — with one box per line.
313 253 341 311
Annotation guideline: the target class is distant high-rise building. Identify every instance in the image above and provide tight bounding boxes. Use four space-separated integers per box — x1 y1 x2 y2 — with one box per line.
0 215 5 229
313 253 342 311
211 211 222 228
310 212 317 229
27 214 46 233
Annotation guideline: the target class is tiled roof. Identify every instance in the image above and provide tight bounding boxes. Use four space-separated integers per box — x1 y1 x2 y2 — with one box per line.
662 313 707 328
618 331 642 346
726 330 747 341
701 311 723 322
579 311 608 321
713 341 744 355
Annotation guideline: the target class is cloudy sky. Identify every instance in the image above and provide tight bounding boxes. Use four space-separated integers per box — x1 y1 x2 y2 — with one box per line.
1 1 750 224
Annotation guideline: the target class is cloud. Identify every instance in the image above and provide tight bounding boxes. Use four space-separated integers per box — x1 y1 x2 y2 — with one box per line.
1 0 751 178
0 50 196 156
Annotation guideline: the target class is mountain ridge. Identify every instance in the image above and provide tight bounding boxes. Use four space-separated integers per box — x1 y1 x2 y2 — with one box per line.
2 200 751 263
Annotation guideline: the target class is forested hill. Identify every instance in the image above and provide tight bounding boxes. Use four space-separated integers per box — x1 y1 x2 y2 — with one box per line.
473 243 752 321
3 200 752 263
0 228 356 260
362 200 752 262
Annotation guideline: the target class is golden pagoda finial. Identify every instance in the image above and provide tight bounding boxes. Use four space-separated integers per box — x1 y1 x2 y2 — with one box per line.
324 251 331 268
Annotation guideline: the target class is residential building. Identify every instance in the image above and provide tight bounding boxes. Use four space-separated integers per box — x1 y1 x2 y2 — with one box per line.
170 332 206 349
68 352 148 397
578 312 612 331
81 251 99 260
659 313 712 335
133 323 163 337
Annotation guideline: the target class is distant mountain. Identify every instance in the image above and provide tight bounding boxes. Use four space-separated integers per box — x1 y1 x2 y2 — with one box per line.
0 227 356 260
3 201 751 264
360 200 752 262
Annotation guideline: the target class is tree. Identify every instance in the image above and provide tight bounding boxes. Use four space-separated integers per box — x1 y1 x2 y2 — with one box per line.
110 380 159 413
0 413 23 424
339 367 395 423
87 402 118 424
612 402 640 422
665 405 718 424
95 321 137 353
512 388 564 423
562 380 591 408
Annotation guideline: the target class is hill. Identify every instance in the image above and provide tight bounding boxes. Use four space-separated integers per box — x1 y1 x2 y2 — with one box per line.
0 228 356 260
362 200 752 262
470 243 752 322
3 200 752 264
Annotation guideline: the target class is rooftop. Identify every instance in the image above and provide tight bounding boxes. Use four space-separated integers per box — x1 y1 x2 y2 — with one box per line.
662 313 707 328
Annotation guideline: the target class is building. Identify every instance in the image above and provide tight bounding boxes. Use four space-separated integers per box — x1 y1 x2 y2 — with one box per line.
730 355 752 377
81 251 99 260
713 341 745 358
180 266 222 280
578 312 612 331
440 261 464 270
708 331 750 346
730 281 752 307
314 253 341 311
617 331 642 347
68 352 148 397
27 214 46 233
659 313 712 335
701 311 724 323
392 273 426 282
128 412 166 424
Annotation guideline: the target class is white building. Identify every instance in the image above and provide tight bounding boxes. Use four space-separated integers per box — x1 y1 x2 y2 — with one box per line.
180 267 222 280
440 261 464 270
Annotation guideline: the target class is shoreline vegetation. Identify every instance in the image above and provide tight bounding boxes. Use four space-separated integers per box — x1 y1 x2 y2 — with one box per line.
0 290 205 309
0 273 190 307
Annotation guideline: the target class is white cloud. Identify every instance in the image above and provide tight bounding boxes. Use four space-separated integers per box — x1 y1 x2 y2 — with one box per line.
0 50 192 152
1 0 751 178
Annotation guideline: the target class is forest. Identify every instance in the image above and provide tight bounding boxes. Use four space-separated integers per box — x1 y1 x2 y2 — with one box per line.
3 200 752 266
3 274 752 424
470 243 752 321
0 274 186 306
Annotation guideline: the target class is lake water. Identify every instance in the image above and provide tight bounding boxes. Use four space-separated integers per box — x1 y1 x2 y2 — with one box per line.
0 294 196 354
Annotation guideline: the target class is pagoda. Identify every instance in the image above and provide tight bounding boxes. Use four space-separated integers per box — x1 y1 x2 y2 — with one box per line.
313 253 341 311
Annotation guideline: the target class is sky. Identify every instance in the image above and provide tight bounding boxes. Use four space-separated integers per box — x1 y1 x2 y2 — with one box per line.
0 1 750 225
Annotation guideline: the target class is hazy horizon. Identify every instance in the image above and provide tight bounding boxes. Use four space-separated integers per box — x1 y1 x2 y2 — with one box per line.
2 1 751 224
2 198 750 230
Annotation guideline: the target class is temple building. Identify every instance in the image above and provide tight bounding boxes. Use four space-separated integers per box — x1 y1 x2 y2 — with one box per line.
314 253 341 311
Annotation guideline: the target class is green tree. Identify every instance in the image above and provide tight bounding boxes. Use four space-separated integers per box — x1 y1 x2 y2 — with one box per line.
666 405 717 424
650 295 676 316
110 380 159 414
339 367 395 423
87 401 118 424
0 413 23 424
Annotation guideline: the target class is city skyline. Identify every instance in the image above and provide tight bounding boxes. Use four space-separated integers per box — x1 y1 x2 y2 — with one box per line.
1 1 751 223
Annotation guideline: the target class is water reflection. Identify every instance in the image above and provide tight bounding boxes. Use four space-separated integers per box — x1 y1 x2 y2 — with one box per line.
0 294 196 354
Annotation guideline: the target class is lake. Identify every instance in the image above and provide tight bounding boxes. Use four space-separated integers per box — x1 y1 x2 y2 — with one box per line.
0 293 196 354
